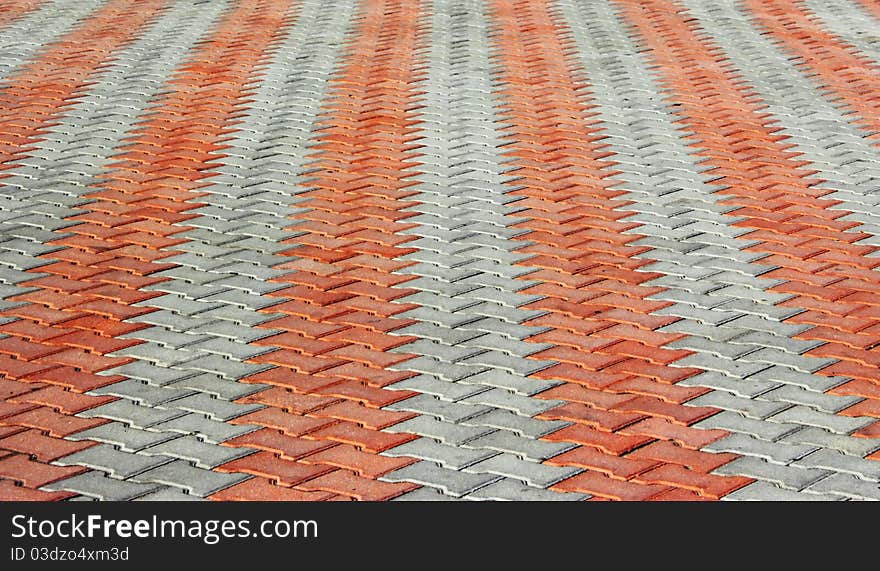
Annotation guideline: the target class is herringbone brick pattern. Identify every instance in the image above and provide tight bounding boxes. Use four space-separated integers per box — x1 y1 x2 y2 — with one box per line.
2 0 880 501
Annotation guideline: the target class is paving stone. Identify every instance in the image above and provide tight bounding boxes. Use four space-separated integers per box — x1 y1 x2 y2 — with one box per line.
782 427 880 458
461 388 561 417
43 472 162 501
153 414 257 444
769 406 875 436
386 393 491 423
704 433 818 465
722 480 842 502
133 487 208 501
687 391 791 420
385 415 496 446
383 437 499 470
464 453 580 488
805 473 880 501
794 448 880 482
89 379 195 406
391 487 469 501
695 411 801 441
54 444 172 479
715 456 832 491
64 422 179 453
130 460 248 497
141 435 254 469
381 461 501 497
386 375 490 402
77 401 187 429
758 385 860 414
465 430 574 461
467 478 588 501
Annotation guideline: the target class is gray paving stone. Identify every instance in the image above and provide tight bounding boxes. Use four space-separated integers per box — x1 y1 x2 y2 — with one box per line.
769 406 875 435
188 336 273 360
54 444 172 479
722 481 841 501
130 460 248 497
383 437 499 469
387 393 491 423
392 355 485 382
384 415 495 446
170 373 265 400
462 409 570 439
138 294 224 317
461 387 561 417
119 327 210 349
394 322 483 345
144 280 230 301
715 456 832 491
737 348 836 375
678 371 779 399
189 319 279 342
695 410 801 441
759 384 861 414
730 331 823 356
805 473 880 501
117 342 200 367
461 350 549 376
465 430 574 461
793 448 880 481
782 427 880 458
673 353 772 378
152 413 257 444
704 432 818 465
89 379 195 406
386 374 490 402
381 461 501 497
660 320 753 343
165 393 262 422
467 478 588 501
141 435 254 469
391 487 469 501
197 306 283 327
726 314 810 338
64 422 179 452
100 360 197 386
178 354 270 380
133 487 208 502
687 390 791 420
458 317 548 340
43 472 162 501
130 310 219 333
466 301 546 324
458 332 552 358
461 368 561 396
464 453 580 488
390 338 485 362
749 366 848 393
77 400 187 429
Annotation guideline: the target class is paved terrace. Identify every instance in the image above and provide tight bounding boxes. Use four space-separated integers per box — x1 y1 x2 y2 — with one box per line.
1 0 880 501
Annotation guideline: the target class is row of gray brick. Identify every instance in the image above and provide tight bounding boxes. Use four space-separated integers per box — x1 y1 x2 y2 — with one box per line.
378 0 587 501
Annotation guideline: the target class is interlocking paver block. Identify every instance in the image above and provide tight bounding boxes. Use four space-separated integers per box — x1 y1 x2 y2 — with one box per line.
382 461 501 497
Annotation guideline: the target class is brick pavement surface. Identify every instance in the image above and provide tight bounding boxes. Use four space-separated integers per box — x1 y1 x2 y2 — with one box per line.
2 0 880 500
